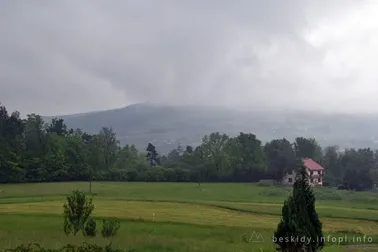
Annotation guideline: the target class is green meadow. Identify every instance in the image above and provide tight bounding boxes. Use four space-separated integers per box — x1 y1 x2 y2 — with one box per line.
1 182 378 251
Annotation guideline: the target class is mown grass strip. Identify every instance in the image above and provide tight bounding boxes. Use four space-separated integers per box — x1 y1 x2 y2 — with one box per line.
1 196 377 223
0 201 378 235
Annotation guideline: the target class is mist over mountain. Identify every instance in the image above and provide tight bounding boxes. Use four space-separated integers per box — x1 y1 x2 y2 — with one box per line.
48 103 378 153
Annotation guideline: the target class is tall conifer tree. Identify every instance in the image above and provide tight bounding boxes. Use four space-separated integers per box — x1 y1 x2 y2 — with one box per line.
274 159 324 251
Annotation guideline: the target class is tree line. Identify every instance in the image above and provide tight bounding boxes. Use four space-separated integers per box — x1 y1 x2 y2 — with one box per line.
0 103 376 190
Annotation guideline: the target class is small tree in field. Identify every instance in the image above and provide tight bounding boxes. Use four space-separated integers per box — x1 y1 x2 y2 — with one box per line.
63 190 94 236
274 159 324 252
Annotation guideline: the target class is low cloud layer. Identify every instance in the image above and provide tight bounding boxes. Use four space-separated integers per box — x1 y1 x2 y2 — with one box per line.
1 0 377 115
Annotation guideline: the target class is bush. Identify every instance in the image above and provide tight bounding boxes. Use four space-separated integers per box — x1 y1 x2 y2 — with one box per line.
101 218 121 237
322 181 330 187
4 243 49 252
5 242 132 252
84 218 97 237
337 184 349 190
62 243 102 252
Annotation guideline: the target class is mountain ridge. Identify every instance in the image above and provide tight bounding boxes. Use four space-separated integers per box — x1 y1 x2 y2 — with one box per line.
46 103 378 153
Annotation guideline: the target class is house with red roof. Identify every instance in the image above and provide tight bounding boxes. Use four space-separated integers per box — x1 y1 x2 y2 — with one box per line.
282 158 325 186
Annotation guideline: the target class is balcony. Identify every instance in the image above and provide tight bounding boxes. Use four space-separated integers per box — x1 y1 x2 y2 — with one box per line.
310 173 322 178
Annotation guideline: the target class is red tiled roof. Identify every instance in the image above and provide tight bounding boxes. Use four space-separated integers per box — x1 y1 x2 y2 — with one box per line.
303 158 324 171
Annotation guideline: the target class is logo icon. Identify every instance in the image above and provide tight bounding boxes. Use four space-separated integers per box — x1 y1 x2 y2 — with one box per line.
243 231 264 243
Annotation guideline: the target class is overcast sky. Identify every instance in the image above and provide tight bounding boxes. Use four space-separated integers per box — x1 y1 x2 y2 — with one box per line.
1 0 378 116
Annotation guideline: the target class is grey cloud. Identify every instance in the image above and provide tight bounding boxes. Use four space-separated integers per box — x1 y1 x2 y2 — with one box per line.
0 0 375 115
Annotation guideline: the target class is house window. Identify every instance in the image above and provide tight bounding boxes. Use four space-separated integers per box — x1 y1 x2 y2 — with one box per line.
288 178 293 183
310 171 313 175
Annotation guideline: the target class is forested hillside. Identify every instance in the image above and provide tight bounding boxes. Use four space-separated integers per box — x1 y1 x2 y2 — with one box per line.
1 103 376 190
46 103 378 153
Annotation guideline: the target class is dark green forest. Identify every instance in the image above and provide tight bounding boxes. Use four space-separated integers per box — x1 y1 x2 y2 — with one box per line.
0 103 376 191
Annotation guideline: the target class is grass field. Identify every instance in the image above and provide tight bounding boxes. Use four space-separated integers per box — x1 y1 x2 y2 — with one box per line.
1 182 378 251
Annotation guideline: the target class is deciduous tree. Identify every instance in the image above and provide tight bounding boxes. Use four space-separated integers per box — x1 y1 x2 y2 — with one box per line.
63 190 94 236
